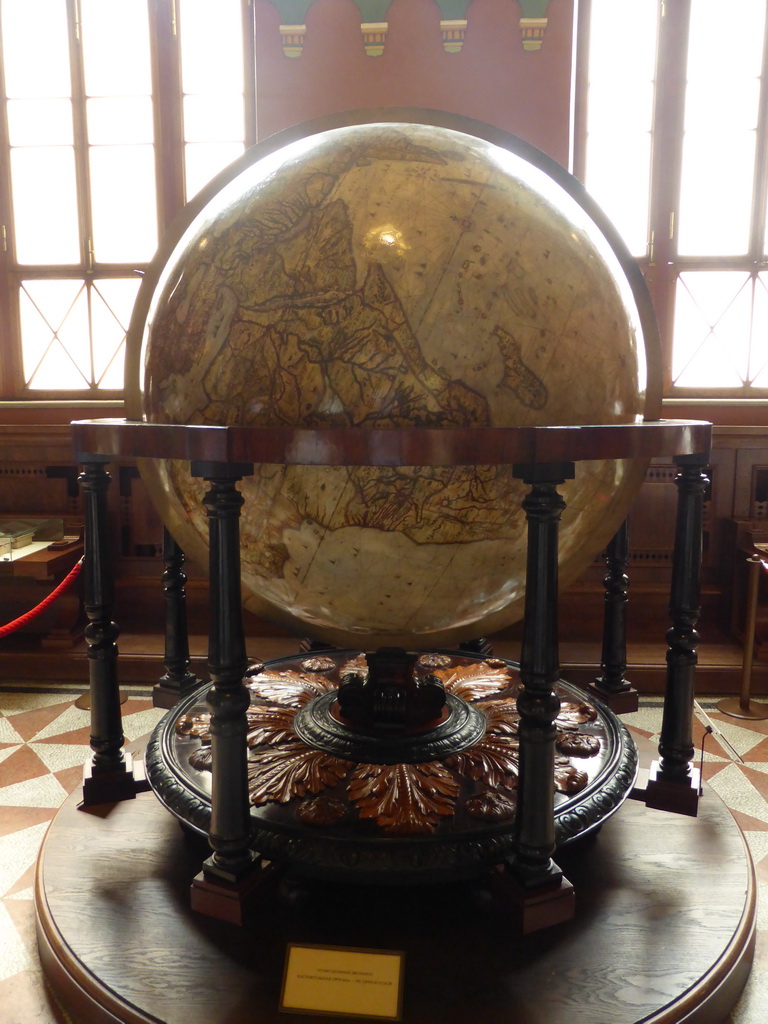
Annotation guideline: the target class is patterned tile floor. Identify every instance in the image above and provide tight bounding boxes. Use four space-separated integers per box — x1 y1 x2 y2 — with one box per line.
1 684 768 1024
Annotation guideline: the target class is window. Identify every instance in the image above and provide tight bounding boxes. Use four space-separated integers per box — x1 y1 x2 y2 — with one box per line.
0 0 256 399
575 0 768 398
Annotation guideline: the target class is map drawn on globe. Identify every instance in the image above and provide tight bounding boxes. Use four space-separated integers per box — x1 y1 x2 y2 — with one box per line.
130 119 656 649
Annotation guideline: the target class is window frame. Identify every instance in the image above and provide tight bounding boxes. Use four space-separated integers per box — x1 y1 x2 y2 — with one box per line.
0 0 257 403
573 0 768 405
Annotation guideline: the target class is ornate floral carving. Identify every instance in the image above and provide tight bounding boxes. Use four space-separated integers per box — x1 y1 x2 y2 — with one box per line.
189 745 212 772
556 700 598 729
177 653 607 839
348 761 459 833
246 742 352 805
246 668 337 707
301 656 337 673
554 759 588 794
418 653 452 670
557 732 601 757
446 736 519 790
436 661 514 702
246 704 298 747
477 698 520 737
147 651 639 881
176 711 212 740
340 653 367 675
466 791 517 821
296 796 348 827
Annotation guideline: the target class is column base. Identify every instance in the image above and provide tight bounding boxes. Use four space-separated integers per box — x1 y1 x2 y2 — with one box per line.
190 857 278 926
489 865 575 934
153 675 199 709
587 681 639 713
81 752 151 806
644 759 700 817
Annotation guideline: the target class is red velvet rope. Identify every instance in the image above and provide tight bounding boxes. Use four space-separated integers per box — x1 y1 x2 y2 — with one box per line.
0 557 83 638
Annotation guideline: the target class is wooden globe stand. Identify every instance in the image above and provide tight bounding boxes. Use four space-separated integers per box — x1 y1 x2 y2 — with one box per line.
33 416 757 1023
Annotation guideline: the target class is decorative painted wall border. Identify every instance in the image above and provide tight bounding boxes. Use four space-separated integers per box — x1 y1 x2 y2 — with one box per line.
270 1 555 58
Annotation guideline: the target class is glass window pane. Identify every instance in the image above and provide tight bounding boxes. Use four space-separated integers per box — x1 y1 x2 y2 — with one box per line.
90 145 158 263
679 0 764 257
587 80 653 134
684 74 760 133
687 0 765 95
583 0 658 259
26 340 90 389
677 131 755 255
11 147 80 264
184 142 244 200
94 277 142 327
183 94 245 143
752 275 768 385
179 0 244 94
80 0 151 97
7 98 73 146
584 132 651 256
672 272 751 388
56 285 93 381
19 280 90 389
87 97 154 145
1 0 71 98
587 0 658 81
91 278 140 386
96 342 127 389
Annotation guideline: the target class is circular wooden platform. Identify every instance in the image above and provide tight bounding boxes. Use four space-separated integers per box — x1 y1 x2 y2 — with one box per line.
35 782 755 1024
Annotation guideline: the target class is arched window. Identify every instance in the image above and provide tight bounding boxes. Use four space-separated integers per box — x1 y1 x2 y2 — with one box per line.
575 0 768 399
0 0 256 397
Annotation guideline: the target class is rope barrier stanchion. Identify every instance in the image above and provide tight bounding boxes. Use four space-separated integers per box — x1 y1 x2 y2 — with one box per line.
0 557 84 638
717 554 768 721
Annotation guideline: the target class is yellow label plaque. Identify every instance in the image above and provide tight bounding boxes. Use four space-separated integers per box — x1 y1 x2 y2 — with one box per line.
281 943 404 1019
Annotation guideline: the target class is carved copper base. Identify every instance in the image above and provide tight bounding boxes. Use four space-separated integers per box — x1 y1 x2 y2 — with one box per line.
145 650 638 883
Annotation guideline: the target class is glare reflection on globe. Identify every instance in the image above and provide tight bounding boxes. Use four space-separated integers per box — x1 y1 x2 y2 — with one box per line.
127 114 660 649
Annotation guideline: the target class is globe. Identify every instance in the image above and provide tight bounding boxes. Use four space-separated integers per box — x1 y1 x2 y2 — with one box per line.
126 110 660 650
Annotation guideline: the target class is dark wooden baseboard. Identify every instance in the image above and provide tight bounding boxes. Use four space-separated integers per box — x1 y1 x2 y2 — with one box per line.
1 631 762 696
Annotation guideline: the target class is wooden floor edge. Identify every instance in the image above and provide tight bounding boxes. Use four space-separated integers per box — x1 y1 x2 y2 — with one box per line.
645 820 757 1024
31 788 759 1024
34 826 165 1024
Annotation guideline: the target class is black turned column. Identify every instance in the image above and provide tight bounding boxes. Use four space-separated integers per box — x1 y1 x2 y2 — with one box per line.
494 463 575 932
646 453 710 816
153 528 199 709
189 461 269 924
78 456 147 805
588 519 639 712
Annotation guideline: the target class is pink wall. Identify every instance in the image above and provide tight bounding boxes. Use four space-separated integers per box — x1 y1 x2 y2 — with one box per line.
254 0 574 167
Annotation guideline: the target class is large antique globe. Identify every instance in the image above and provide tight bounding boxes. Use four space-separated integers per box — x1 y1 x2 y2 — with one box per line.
126 110 660 649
